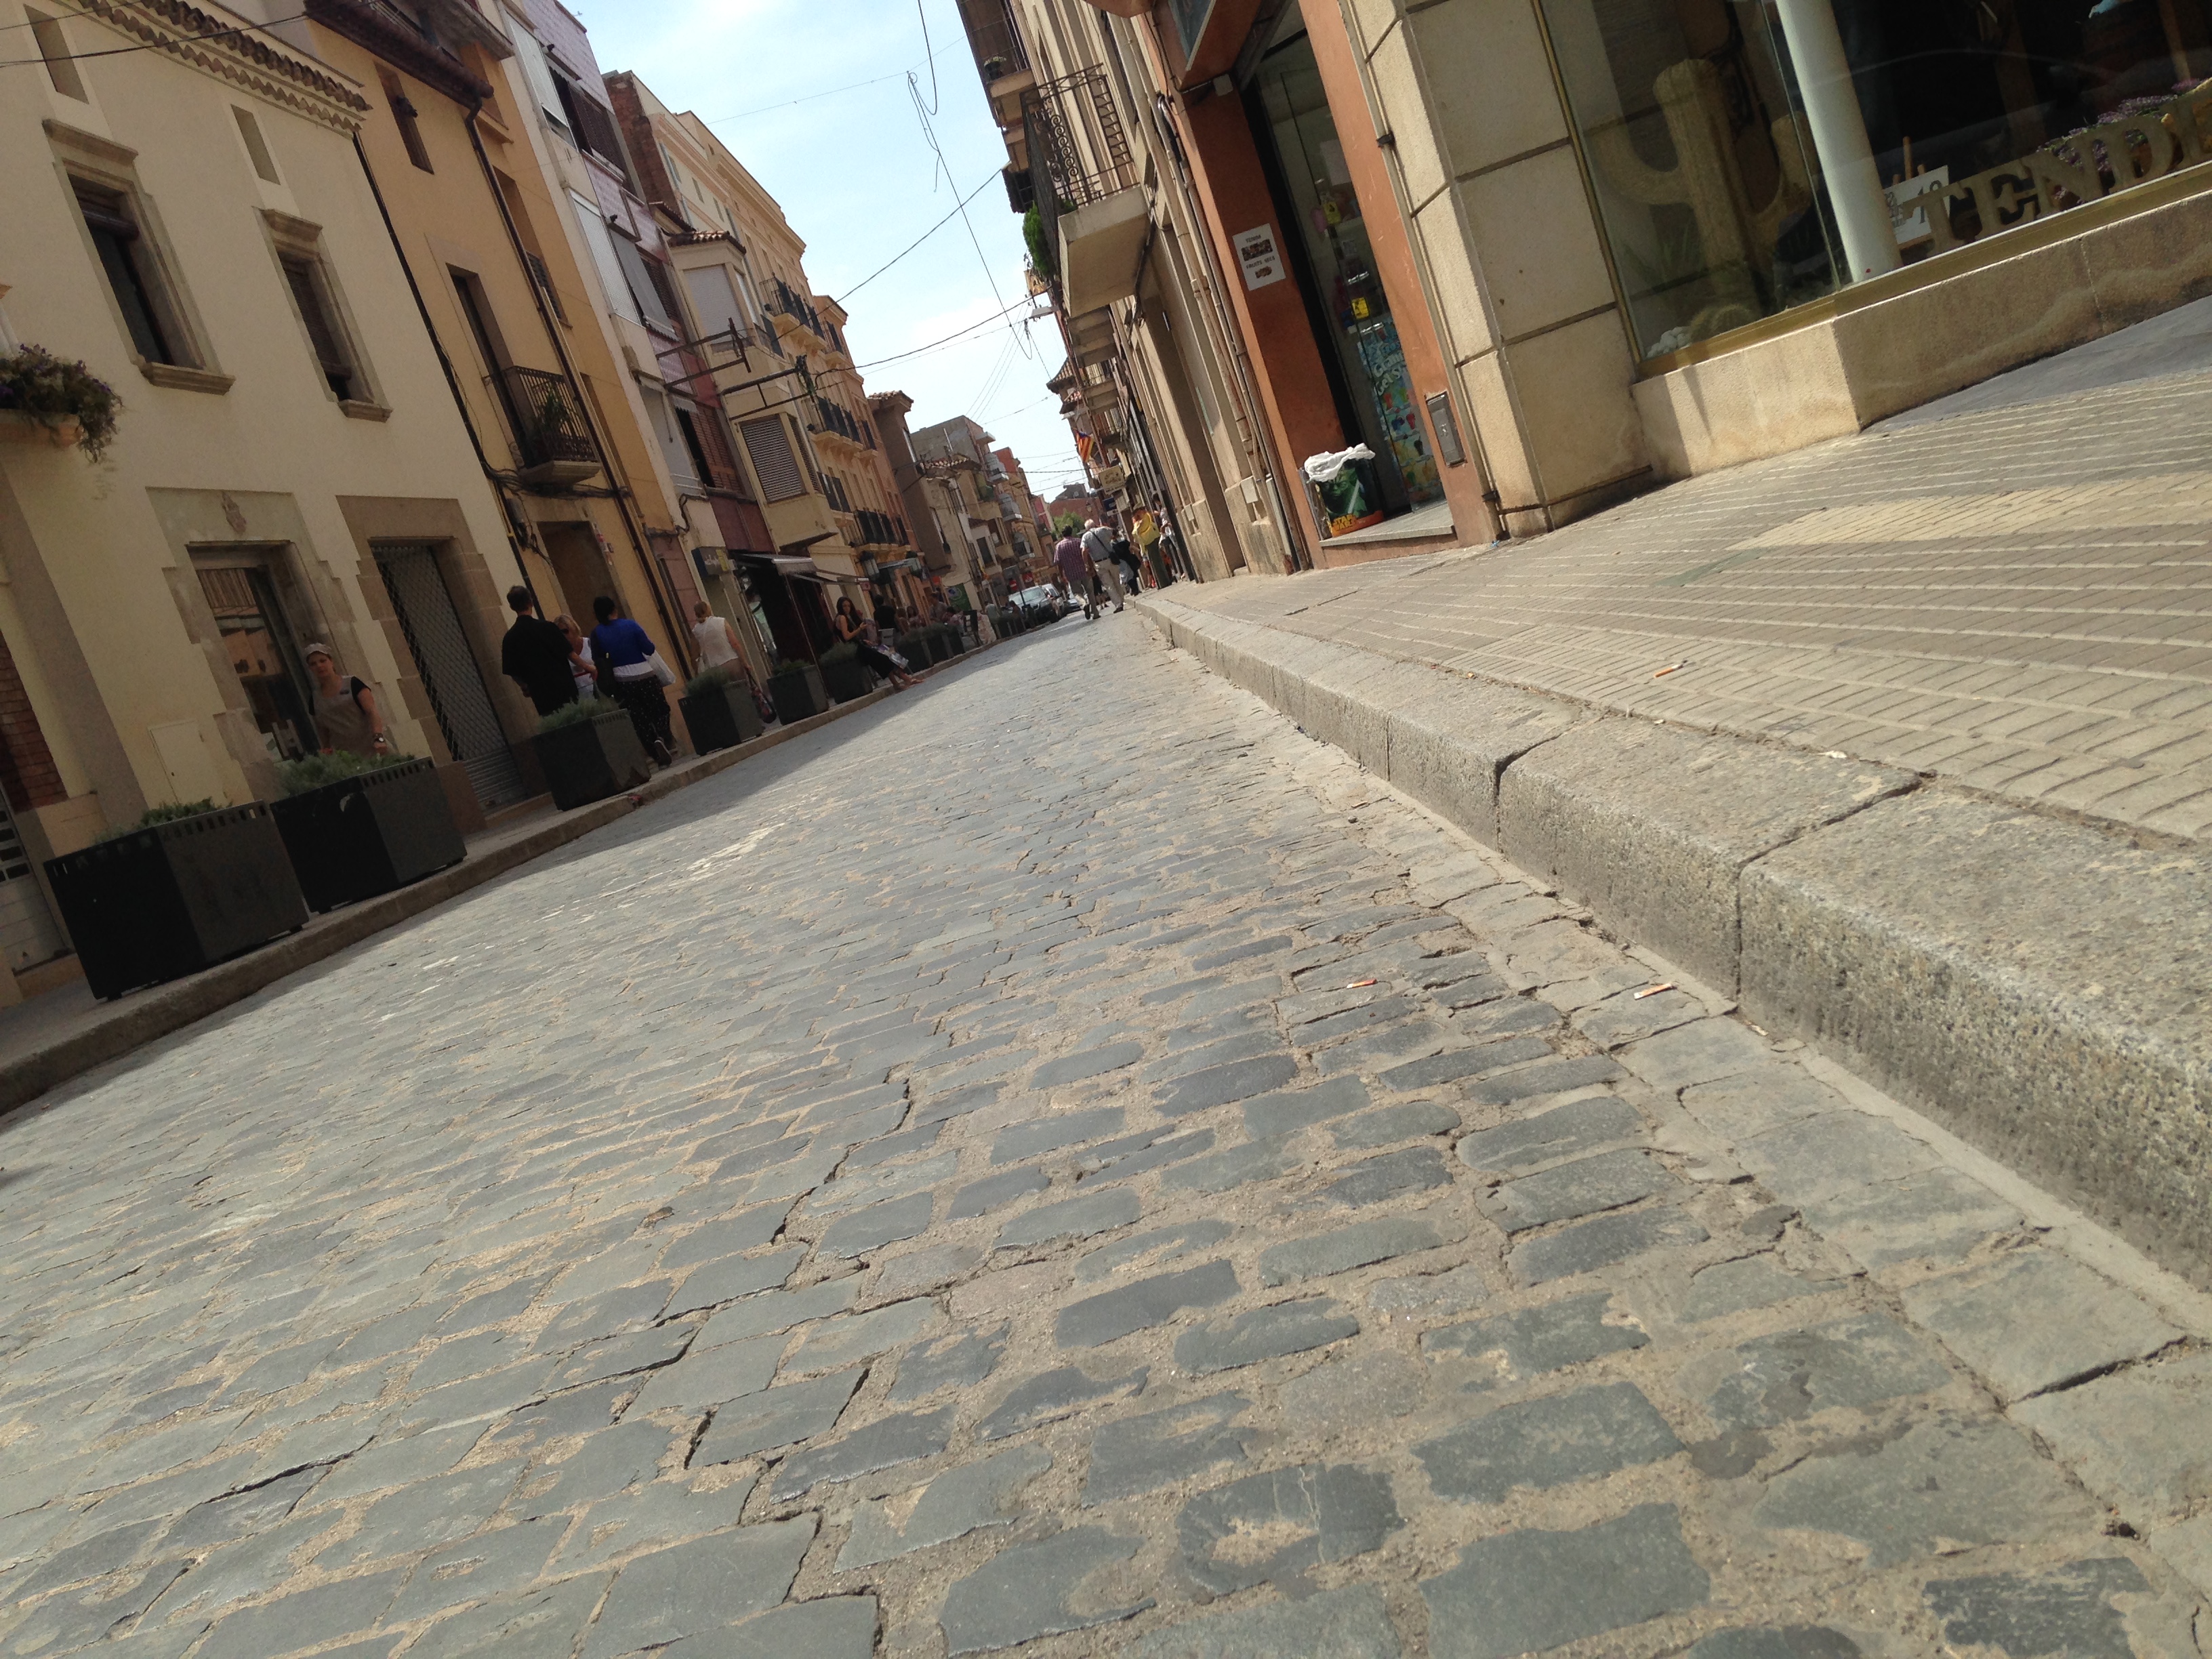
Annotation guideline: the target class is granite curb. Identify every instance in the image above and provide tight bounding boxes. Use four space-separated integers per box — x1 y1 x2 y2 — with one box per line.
1136 592 2212 1290
0 640 1000 1119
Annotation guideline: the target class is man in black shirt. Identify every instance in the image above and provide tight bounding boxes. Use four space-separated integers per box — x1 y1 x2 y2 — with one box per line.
501 585 578 716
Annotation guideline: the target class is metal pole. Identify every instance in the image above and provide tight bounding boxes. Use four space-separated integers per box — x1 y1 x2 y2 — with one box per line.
1771 0 1900 283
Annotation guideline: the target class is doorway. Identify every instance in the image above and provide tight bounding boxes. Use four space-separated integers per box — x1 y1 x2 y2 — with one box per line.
371 541 527 810
194 558 322 761
536 520 617 630
1252 31 1444 520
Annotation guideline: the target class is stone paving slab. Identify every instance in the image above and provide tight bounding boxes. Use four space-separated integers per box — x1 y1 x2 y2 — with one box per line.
0 615 2207 1659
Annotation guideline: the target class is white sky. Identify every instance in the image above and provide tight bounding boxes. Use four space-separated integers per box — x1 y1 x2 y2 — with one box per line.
575 0 1088 503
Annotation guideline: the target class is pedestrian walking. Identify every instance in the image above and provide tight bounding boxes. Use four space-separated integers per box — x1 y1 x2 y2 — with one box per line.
588 596 676 767
1054 528 1098 619
834 594 919 689
501 586 579 716
1080 518 1126 612
1109 529 1142 594
691 600 776 724
302 643 391 758
554 615 598 704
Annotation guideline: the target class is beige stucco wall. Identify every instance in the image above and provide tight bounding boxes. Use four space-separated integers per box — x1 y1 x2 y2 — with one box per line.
0 0 525 823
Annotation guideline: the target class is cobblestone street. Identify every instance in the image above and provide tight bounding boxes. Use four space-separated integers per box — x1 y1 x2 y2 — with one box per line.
2 616 2208 1659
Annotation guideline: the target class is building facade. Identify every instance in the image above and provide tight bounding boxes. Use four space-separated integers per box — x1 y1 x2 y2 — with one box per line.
0 0 548 999
972 0 2212 557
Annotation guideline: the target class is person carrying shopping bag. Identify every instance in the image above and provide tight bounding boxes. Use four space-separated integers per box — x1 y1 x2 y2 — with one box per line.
588 596 677 767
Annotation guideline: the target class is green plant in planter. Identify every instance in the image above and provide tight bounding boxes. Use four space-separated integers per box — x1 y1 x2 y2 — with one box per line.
274 750 415 796
769 657 811 677
0 345 122 461
684 664 734 699
97 798 218 842
819 642 859 664
538 695 612 733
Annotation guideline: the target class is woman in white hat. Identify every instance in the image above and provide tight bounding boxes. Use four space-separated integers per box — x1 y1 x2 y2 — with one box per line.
302 642 390 758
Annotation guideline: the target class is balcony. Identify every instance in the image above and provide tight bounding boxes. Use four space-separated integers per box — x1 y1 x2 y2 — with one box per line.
813 398 869 449
488 366 600 489
768 279 826 346
1023 68 1147 316
956 0 1034 126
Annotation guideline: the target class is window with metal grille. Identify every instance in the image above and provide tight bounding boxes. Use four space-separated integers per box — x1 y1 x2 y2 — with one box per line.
740 416 804 501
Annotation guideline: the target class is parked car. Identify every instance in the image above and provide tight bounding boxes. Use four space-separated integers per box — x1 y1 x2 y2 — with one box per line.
1015 586 1067 621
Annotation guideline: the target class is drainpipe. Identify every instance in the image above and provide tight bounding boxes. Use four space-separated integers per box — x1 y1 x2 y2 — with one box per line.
465 108 693 672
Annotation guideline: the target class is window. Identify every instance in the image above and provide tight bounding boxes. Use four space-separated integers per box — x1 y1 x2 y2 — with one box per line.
507 17 569 137
554 75 630 177
377 70 432 173
74 180 178 364
640 384 699 491
682 264 745 346
194 561 321 760
610 233 676 333
673 405 718 490
568 191 638 323
232 108 280 183
265 214 368 404
740 415 804 500
28 9 87 100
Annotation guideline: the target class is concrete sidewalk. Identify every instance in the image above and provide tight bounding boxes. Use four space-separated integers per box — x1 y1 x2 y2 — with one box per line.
1130 316 2212 1291
1166 295 2212 847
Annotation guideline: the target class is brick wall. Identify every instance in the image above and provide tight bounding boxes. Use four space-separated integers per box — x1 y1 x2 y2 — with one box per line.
0 631 62 811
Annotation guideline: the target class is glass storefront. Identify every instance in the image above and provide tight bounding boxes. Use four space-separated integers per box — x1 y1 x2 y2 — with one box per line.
1540 0 2212 360
1256 35 1445 521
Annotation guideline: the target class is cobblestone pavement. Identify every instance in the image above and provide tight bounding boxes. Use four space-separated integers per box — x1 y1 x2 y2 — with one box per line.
1166 318 2212 844
2 617 2209 1659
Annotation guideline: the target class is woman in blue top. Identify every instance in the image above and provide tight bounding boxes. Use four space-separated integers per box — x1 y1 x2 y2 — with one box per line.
588 596 676 767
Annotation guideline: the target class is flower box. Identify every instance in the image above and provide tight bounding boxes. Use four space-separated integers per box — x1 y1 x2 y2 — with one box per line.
0 410 81 449
679 679 766 754
270 758 465 913
819 654 876 703
768 663 828 724
531 708 651 811
45 804 308 1000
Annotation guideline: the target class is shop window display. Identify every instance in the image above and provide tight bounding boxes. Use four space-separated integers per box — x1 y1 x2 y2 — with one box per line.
1256 36 1444 520
1542 0 2212 361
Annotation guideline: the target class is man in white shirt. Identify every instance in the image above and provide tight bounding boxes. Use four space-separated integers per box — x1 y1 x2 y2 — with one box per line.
1079 518 1126 613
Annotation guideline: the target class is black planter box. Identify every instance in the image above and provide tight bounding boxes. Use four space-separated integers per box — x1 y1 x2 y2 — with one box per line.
679 680 766 754
769 665 828 724
46 804 308 1000
896 633 933 670
820 655 875 703
271 758 465 913
531 709 651 811
935 625 966 659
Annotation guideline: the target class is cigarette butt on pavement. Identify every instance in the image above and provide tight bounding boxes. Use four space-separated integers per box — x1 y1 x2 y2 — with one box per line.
1633 982 1676 1000
1345 978 1378 989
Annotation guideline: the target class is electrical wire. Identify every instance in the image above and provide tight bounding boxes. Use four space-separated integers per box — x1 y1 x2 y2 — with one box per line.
0 5 306 67
835 171 1000 304
852 296 1034 368
914 0 940 117
906 64 1030 363
701 38 960 123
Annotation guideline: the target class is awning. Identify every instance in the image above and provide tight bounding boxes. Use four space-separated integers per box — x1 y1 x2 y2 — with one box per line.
729 550 835 584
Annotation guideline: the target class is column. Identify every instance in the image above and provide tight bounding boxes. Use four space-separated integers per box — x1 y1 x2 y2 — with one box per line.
1772 0 1900 282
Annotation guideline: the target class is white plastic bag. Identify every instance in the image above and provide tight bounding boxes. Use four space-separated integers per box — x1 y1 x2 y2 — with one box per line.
1302 443 1376 483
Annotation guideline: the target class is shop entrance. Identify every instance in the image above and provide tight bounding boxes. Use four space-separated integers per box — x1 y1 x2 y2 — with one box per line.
372 542 527 811
194 556 323 762
1252 30 1445 527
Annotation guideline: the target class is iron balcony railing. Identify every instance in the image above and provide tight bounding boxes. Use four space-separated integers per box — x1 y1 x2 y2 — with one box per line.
1021 66 1137 213
769 279 825 340
814 398 866 445
957 0 1029 81
487 366 597 471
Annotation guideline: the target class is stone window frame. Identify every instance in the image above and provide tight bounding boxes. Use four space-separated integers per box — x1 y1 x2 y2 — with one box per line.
46 121 231 395
258 209 390 422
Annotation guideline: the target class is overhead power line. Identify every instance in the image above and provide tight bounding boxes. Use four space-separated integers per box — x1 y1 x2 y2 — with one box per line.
836 171 1001 304
853 297 1036 369
702 38 960 123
